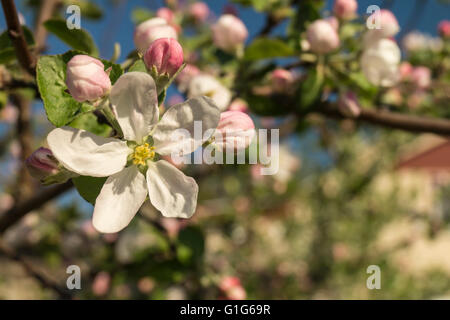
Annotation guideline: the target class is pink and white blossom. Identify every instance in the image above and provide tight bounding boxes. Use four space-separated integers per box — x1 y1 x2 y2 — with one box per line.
306 19 340 54
212 14 248 53
189 2 210 23
214 111 255 151
333 0 357 20
25 147 59 180
134 18 178 54
156 7 175 24
66 55 111 102
144 38 184 77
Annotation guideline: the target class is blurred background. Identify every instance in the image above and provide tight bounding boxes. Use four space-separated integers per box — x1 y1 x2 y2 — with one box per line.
1 0 450 299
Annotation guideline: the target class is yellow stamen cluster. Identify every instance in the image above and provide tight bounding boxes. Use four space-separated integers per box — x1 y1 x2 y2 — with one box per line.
132 143 155 166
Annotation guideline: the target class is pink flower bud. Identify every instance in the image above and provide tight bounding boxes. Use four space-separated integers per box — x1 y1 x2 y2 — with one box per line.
368 9 399 38
66 55 111 102
219 276 246 300
326 16 339 31
338 91 361 118
399 62 413 80
25 147 59 180
306 19 340 54
134 17 178 54
212 14 248 53
333 0 357 20
215 111 255 151
156 7 174 23
411 66 431 89
438 20 450 38
271 69 295 93
189 2 210 23
144 38 184 77
92 272 110 296
219 276 241 292
228 98 248 113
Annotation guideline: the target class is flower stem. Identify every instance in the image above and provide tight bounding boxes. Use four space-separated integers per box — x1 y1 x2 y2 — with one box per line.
99 99 123 138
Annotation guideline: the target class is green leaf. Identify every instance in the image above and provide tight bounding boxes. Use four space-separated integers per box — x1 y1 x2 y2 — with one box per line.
74 0 103 19
244 38 295 61
176 227 205 265
69 112 112 137
128 59 147 73
0 26 35 64
72 176 107 204
44 19 99 56
131 7 153 24
36 50 123 127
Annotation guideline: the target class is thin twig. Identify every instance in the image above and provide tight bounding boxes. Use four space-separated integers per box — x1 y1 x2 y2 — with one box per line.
10 93 33 200
1 0 36 75
34 0 61 53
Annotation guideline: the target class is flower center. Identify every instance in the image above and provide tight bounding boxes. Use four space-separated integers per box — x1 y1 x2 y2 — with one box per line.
204 90 215 98
132 143 155 166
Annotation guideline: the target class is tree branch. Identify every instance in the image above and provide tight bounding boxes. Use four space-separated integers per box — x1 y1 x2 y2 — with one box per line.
0 239 73 299
1 0 36 75
316 103 450 136
0 181 73 234
10 93 33 200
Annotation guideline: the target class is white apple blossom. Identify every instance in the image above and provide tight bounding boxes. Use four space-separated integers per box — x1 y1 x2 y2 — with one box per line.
188 74 232 111
47 72 220 233
360 39 401 87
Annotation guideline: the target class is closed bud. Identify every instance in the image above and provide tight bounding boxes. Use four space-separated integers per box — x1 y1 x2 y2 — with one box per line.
134 17 178 54
228 98 248 113
156 7 174 23
438 20 450 38
212 14 248 53
66 55 111 102
368 9 399 39
26 147 59 181
214 111 255 151
189 2 210 23
144 38 184 77
338 91 361 118
326 16 339 31
399 62 413 80
307 19 340 54
411 66 431 89
333 0 357 20
271 69 295 93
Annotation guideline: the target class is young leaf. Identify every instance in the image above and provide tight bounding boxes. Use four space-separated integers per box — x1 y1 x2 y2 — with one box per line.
244 38 295 61
44 19 99 56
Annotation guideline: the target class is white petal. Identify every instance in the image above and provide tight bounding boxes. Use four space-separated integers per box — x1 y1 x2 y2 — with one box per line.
47 126 129 177
152 96 220 155
110 72 159 142
146 160 198 218
93 166 148 233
